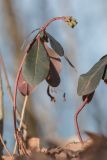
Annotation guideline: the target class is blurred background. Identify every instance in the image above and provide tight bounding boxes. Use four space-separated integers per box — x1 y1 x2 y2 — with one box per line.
1 0 107 152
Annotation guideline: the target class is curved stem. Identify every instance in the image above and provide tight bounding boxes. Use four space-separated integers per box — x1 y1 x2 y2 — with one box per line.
0 134 12 157
40 16 65 31
74 97 88 144
0 54 23 124
21 16 65 49
27 16 69 52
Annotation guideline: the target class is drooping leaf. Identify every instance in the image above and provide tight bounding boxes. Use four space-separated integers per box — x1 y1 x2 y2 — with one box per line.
82 92 95 103
64 55 76 70
45 46 61 87
77 56 107 96
46 32 64 56
46 61 60 87
17 70 33 96
22 40 50 86
45 45 62 73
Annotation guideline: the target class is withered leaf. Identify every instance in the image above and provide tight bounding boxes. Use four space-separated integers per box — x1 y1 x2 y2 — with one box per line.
46 61 60 87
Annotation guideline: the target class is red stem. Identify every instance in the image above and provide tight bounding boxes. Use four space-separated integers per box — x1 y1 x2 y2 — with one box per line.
27 17 66 51
40 16 65 31
74 97 88 144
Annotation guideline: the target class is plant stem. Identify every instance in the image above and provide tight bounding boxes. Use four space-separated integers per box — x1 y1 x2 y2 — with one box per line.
13 95 28 154
19 96 28 130
74 97 88 144
0 134 12 157
40 16 65 31
13 53 28 132
28 17 66 50
0 55 19 116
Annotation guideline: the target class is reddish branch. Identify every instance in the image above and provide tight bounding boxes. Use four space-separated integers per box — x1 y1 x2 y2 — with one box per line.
74 97 88 144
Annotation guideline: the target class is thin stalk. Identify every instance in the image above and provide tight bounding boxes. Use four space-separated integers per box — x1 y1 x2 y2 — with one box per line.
13 95 28 154
13 53 28 132
27 17 66 51
74 97 88 144
0 134 12 157
40 16 65 31
19 96 28 130
0 54 26 129
0 54 19 114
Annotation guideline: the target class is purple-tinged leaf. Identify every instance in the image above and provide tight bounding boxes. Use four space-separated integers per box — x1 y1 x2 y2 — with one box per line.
17 71 34 96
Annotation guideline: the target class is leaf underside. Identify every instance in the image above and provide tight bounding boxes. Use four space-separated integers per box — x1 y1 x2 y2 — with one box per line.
46 32 64 56
77 56 107 96
17 70 33 96
45 46 62 73
22 41 50 86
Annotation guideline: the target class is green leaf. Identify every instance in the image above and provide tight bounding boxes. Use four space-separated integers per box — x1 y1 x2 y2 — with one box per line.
46 32 64 56
77 56 107 96
22 41 50 86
